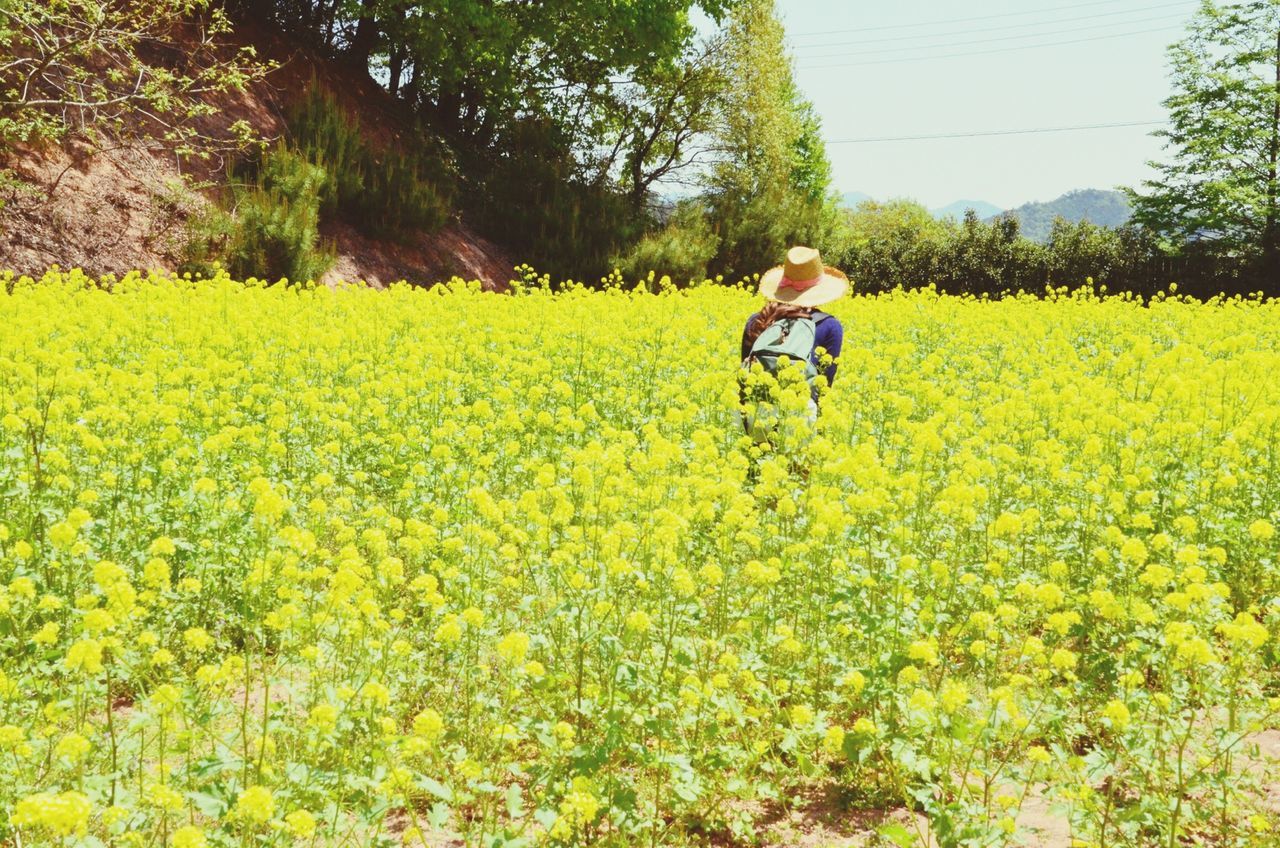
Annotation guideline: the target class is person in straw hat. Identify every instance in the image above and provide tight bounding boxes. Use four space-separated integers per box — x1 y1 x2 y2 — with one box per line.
740 245 848 405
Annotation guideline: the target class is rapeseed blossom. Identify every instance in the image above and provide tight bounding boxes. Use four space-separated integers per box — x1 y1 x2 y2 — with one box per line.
234 785 275 824
0 269 1277 847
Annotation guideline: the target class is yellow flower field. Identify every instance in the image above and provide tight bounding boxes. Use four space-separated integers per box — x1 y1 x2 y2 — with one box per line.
0 268 1278 847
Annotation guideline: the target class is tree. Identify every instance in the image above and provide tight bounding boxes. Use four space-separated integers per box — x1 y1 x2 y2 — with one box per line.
0 0 271 156
1128 0 1280 282
840 199 951 291
934 210 1044 296
1044 219 1158 288
704 0 841 279
608 37 730 213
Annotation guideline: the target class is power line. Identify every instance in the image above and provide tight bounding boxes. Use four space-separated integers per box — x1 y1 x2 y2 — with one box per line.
826 120 1166 145
796 25 1185 69
793 4 1193 53
786 0 1161 39
798 10 1190 59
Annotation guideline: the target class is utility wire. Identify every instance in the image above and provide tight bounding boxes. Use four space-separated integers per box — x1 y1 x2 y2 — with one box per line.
796 25 1185 69
787 0 1170 39
794 4 1194 53
826 120 1166 144
798 10 1191 59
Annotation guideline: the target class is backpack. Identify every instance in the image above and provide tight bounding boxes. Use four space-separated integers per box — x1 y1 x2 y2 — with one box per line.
741 314 821 393
738 314 825 443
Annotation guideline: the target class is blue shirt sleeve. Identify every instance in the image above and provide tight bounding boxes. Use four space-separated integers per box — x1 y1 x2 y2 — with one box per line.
813 315 844 385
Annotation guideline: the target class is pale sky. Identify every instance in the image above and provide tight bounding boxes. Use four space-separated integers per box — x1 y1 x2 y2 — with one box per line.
778 0 1197 209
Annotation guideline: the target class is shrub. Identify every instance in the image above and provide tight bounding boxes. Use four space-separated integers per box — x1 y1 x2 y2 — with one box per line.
352 147 451 240
837 199 950 292
223 146 333 282
287 86 453 241
611 201 721 284
176 204 237 279
462 115 640 281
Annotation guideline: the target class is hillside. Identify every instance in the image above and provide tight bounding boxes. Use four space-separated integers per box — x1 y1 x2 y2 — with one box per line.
931 199 1003 221
0 22 514 289
993 188 1132 242
840 192 1003 221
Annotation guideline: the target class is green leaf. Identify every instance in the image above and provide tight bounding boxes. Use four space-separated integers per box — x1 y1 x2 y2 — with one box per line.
878 823 915 847
187 790 228 818
417 776 453 802
505 783 524 819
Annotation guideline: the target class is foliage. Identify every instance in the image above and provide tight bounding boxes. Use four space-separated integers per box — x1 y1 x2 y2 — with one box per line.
223 147 333 282
176 202 239 280
232 0 740 280
1043 219 1160 288
0 0 270 154
838 199 952 292
610 200 721 284
932 211 1045 296
1000 189 1133 243
609 38 730 213
286 86 452 240
237 0 737 145
286 86 366 214
704 0 843 280
836 202 1180 295
1129 0 1280 278
0 272 1278 847
463 116 638 281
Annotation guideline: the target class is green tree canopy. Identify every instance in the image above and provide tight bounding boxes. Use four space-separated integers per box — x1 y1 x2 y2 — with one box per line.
1129 0 1280 279
704 0 841 279
239 0 736 151
0 0 270 154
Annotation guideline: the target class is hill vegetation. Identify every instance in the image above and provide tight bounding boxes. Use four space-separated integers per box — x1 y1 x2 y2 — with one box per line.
932 199 1003 221
993 189 1132 242
839 193 1004 222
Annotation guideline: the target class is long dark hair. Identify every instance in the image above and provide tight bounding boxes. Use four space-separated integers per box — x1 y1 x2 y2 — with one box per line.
744 301 813 350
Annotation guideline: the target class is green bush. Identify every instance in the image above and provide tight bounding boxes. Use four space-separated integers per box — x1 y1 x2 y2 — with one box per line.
286 85 365 216
223 147 334 282
1044 219 1157 288
706 186 847 282
177 204 238 279
461 115 640 281
353 147 451 239
287 86 453 241
837 199 950 293
611 201 721 284
933 211 1046 296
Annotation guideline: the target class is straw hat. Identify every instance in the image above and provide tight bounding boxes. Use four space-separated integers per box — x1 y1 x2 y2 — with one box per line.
759 246 849 307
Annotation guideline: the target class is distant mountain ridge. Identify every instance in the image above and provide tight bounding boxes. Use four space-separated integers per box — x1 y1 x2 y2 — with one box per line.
839 192 1002 221
990 189 1131 242
839 188 1132 241
932 199 1002 221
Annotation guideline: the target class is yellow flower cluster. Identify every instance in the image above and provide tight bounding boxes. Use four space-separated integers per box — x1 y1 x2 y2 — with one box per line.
0 268 1277 846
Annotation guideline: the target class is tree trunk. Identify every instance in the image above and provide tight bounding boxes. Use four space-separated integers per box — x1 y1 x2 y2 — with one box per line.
349 0 378 69
389 50 404 98
405 60 421 106
630 140 646 211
